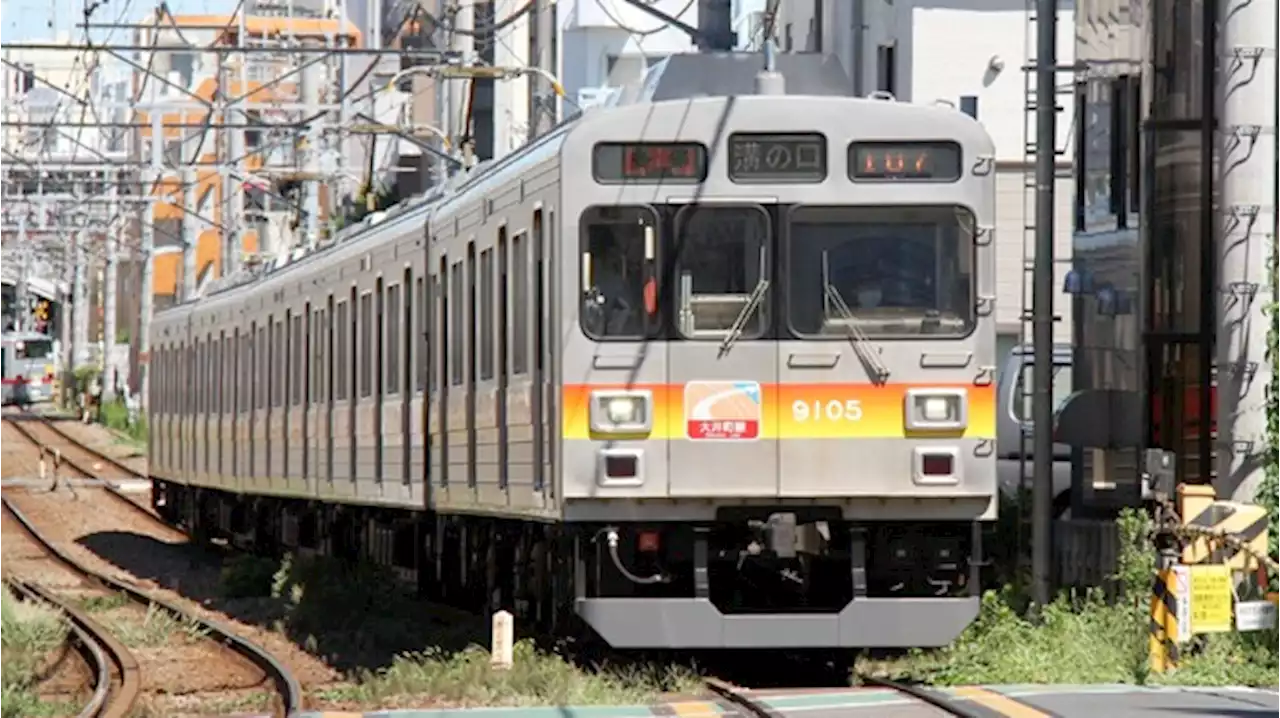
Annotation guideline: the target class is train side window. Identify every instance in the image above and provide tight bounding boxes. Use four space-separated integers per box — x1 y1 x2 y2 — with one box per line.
512 231 529 375
451 262 464 386
1014 363 1073 423
387 284 401 396
335 301 349 400
479 247 494 381
466 242 477 386
497 231 509 384
360 291 374 398
401 269 412 401
291 313 304 405
376 280 387 402
257 325 268 410
416 276 427 392
579 205 659 340
273 317 286 408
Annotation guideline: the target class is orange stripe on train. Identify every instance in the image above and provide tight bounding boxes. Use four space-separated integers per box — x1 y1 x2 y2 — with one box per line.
561 383 996 440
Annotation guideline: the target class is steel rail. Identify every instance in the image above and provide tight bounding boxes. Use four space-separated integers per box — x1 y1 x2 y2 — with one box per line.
3 575 141 718
857 673 983 718
0 495 303 717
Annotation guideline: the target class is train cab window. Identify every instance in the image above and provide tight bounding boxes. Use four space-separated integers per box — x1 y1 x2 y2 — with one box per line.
579 205 659 340
360 292 374 398
1014 363 1074 423
387 284 401 396
674 205 770 339
14 337 53 360
787 205 975 338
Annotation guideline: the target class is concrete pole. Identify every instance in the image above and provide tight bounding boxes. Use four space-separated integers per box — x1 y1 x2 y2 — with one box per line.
333 0 350 225
71 226 89 368
448 0 474 146
15 215 29 332
181 166 199 300
102 173 119 400
530 0 556 140
301 44 323 249
137 112 162 412
1216 0 1277 502
1030 0 1058 607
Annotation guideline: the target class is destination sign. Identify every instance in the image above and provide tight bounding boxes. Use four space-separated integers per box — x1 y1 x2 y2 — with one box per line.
728 133 828 183
593 142 708 184
849 141 963 182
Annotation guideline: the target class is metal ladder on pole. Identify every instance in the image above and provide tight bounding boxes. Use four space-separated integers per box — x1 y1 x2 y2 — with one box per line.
1016 0 1077 570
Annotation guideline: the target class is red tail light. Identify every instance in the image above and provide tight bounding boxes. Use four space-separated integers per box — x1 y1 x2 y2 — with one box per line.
43 373 54 384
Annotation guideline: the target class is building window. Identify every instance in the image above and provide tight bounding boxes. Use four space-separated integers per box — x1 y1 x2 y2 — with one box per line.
876 44 897 96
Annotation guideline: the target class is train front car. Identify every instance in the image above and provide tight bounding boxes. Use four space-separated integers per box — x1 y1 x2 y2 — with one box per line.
560 77 997 649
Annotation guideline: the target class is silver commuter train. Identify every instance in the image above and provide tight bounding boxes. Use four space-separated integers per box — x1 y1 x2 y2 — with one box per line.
149 54 998 650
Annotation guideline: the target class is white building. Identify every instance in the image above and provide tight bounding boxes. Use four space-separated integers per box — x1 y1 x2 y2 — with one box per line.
775 0 1078 358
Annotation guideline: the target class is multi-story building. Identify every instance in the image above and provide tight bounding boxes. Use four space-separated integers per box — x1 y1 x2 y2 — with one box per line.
775 0 1078 367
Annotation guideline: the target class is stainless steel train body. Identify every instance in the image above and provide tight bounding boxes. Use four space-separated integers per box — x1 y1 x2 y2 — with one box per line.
2 331 58 405
149 59 998 650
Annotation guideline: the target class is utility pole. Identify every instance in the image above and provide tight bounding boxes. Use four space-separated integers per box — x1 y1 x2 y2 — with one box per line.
1030 0 1058 607
71 214 89 370
181 166 199 301
1216 0 1276 502
15 215 29 332
137 112 162 413
529 0 556 140
448 1 475 147
300 43 323 249
102 172 119 399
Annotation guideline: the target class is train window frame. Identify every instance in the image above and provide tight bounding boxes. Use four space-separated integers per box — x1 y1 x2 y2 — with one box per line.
783 204 979 341
334 300 349 401
386 282 402 396
360 290 374 399
291 312 304 406
450 261 464 386
578 204 662 342
672 203 773 341
512 231 529 375
479 246 495 381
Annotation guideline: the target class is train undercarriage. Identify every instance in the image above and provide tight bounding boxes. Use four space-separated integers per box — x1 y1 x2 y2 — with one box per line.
154 481 982 649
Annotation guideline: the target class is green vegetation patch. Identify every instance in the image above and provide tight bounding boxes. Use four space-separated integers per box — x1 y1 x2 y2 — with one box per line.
1 586 73 718
871 511 1278 687
217 553 700 709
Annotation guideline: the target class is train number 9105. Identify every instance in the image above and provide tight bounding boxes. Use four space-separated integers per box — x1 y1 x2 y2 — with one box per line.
791 399 864 423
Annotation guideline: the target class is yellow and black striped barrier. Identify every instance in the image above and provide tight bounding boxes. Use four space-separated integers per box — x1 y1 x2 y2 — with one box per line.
1178 484 1270 571
1149 566 1180 673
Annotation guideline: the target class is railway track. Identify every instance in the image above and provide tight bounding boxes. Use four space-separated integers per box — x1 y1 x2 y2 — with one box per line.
0 430 303 718
4 576 142 718
702 673 985 717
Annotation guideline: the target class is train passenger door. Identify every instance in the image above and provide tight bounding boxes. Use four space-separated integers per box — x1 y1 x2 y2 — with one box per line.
665 204 777 496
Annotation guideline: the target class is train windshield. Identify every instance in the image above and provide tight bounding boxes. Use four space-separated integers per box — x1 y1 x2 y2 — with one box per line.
580 206 660 339
786 206 975 338
673 205 770 340
14 338 54 360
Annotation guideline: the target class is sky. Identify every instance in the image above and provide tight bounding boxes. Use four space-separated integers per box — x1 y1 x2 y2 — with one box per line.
2 0 236 44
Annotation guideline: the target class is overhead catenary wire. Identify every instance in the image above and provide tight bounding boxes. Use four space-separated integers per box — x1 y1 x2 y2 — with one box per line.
594 0 696 38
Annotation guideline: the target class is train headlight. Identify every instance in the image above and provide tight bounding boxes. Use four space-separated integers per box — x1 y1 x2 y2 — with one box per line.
904 388 968 431
589 390 653 434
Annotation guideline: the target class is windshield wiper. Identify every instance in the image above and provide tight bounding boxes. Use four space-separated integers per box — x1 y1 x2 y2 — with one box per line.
717 278 770 358
823 281 891 385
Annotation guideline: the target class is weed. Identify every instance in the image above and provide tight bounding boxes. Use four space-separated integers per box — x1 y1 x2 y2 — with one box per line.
317 639 703 709
218 554 279 599
1 586 70 718
77 592 129 613
97 398 147 446
109 603 209 647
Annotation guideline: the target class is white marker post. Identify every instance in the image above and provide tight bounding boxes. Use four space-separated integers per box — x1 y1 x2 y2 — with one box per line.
491 610 514 670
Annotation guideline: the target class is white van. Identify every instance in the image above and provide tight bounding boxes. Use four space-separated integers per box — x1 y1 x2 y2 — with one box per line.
996 344 1074 517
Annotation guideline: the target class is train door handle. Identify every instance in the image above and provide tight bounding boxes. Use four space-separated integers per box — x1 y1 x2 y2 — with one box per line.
786 354 840 369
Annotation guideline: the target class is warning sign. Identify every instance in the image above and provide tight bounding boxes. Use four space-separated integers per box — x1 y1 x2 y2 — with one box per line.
1189 564 1233 634
1172 565 1192 643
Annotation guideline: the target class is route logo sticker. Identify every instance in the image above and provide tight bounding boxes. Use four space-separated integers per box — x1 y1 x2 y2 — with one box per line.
683 381 762 440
